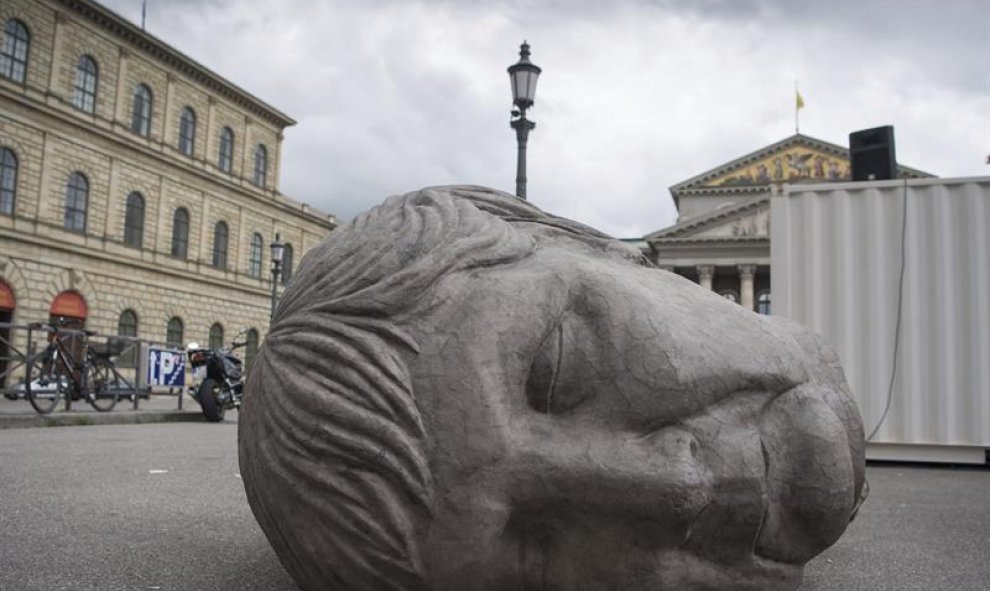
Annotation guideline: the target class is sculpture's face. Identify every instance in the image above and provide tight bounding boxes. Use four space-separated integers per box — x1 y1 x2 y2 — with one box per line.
410 230 865 590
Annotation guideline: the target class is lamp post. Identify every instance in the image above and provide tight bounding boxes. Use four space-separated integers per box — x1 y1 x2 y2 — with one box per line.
269 232 284 320
508 41 541 200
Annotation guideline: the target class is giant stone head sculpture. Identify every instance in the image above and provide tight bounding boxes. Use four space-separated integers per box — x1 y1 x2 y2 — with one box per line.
238 185 867 591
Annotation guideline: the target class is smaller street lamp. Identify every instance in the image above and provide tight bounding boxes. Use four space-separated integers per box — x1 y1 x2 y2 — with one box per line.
269 232 285 320
508 41 542 200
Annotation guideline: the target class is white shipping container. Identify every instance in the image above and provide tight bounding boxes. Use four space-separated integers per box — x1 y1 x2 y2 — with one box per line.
771 177 990 463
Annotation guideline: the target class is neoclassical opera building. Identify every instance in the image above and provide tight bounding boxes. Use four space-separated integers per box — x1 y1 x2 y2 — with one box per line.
643 133 932 314
0 0 335 386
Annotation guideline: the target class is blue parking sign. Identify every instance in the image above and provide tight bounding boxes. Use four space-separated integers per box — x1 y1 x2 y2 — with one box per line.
146 347 186 387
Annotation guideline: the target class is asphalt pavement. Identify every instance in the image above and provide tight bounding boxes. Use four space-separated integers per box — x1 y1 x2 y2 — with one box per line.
0 418 987 590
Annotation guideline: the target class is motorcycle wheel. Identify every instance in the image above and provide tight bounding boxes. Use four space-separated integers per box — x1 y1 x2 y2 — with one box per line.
198 378 226 422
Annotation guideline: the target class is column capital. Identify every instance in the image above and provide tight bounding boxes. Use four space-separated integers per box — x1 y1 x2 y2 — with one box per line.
737 264 756 279
696 265 714 280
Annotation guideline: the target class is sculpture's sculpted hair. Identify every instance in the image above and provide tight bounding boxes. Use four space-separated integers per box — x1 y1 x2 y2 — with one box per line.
240 186 640 591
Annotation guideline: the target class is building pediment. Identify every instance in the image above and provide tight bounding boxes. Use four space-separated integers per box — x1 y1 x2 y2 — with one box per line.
647 195 770 243
669 134 933 205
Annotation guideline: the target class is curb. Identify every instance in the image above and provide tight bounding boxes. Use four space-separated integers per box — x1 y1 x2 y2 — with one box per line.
0 410 207 429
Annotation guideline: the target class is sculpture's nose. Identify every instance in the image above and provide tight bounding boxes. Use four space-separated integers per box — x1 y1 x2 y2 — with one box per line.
756 383 861 564
653 289 812 408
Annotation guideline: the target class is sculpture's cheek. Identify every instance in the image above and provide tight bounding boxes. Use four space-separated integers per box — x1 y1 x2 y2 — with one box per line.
756 385 858 563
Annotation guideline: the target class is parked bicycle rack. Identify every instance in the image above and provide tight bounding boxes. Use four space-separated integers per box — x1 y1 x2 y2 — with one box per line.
0 322 191 412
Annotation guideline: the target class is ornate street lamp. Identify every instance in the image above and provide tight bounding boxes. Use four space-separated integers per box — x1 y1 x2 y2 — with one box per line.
508 41 541 200
269 232 285 320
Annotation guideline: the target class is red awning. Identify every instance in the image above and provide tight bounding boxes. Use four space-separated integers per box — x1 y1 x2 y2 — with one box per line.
0 281 13 311
50 291 87 319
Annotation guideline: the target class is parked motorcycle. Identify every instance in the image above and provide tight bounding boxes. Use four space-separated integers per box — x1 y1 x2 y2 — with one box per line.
186 331 247 422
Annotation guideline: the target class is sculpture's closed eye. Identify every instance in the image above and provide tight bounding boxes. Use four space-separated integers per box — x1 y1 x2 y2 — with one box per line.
525 319 600 415
525 322 563 414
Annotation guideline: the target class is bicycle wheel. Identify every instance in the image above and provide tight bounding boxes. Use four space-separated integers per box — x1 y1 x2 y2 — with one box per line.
26 352 65 414
85 356 119 412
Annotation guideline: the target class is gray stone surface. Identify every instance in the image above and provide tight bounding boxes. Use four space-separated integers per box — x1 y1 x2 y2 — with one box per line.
238 186 868 591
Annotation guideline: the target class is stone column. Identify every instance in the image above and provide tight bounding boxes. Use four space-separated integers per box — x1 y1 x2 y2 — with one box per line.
739 264 756 311
162 73 176 145
241 115 253 182
205 96 217 163
47 13 67 96
105 156 120 239
273 131 284 195
113 47 131 125
696 265 714 291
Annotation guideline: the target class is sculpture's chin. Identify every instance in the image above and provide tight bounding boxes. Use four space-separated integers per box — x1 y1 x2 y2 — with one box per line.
756 384 860 564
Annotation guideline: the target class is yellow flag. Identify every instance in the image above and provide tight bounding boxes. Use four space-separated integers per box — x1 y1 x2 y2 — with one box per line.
796 91 805 110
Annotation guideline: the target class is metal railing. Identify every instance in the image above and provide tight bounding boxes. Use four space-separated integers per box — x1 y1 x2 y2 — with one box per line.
0 322 187 412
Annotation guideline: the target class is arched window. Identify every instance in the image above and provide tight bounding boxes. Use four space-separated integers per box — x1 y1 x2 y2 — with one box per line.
248 232 263 278
756 290 771 315
0 147 16 216
166 316 183 347
218 126 234 173
178 107 196 156
124 191 144 248
208 323 224 350
64 172 88 232
0 19 30 83
131 83 152 136
253 144 267 187
244 328 259 369
281 243 294 285
171 207 189 258
117 309 138 367
72 55 98 113
212 221 228 268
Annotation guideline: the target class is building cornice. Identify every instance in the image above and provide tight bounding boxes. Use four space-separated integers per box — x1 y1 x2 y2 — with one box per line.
56 0 296 129
646 195 768 241
651 235 769 246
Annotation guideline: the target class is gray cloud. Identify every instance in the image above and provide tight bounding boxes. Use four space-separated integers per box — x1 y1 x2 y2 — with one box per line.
102 0 988 236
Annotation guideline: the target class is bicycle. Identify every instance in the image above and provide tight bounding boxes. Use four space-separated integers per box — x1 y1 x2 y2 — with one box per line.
23 322 123 414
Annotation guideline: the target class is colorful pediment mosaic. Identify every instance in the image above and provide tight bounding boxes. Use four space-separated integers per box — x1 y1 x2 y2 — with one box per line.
709 147 851 187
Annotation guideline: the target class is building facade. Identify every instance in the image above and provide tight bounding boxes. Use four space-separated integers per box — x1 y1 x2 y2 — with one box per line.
645 134 931 314
0 0 336 386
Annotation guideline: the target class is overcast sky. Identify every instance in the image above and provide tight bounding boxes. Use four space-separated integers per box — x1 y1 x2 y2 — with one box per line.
100 0 988 237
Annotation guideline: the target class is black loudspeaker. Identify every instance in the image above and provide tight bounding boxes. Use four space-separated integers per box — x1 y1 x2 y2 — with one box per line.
849 125 897 181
